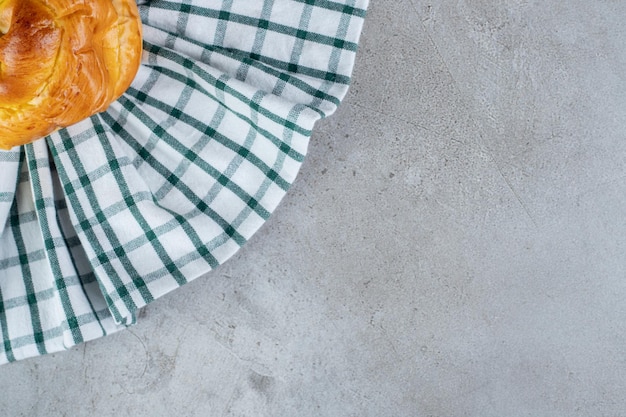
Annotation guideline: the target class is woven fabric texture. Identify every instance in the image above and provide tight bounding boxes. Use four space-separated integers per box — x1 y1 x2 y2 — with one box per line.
0 0 368 365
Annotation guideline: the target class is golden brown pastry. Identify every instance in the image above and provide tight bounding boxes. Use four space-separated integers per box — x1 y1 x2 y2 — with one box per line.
0 0 142 149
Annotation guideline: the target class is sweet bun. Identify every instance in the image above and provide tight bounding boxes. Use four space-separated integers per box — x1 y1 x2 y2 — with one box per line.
0 0 142 149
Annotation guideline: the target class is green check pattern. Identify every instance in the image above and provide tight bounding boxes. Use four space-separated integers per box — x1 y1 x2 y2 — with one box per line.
0 0 368 364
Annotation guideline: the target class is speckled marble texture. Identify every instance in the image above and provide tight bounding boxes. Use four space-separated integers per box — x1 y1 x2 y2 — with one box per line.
2 0 626 415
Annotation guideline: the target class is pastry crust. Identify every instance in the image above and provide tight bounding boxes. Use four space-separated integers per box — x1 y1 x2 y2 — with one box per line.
0 0 142 149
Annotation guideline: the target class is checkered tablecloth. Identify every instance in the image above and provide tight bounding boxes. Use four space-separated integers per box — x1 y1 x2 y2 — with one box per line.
0 0 368 365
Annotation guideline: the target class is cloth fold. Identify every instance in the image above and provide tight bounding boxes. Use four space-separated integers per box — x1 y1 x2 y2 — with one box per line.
0 0 368 365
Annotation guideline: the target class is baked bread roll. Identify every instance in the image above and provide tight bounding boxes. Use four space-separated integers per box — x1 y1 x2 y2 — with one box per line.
0 0 142 149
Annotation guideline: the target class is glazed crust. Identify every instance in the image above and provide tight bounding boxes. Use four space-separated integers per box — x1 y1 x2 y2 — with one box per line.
0 0 142 149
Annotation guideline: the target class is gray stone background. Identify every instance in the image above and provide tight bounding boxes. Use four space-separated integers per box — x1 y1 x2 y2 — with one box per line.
2 0 626 415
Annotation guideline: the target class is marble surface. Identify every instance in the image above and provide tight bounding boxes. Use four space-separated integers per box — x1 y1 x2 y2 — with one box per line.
2 0 626 415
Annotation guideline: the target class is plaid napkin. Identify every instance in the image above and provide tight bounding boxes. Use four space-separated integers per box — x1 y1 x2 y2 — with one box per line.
0 0 368 364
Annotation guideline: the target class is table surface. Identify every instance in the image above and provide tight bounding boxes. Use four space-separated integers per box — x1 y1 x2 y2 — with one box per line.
2 0 626 415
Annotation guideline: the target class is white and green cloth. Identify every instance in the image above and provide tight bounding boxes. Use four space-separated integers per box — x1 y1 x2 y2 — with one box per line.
0 0 368 365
